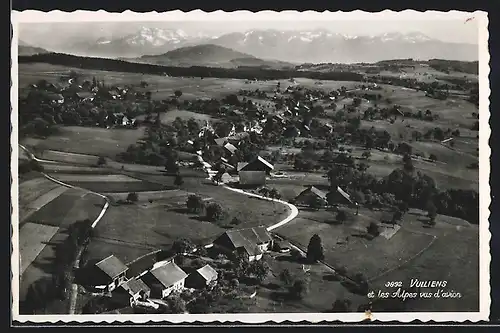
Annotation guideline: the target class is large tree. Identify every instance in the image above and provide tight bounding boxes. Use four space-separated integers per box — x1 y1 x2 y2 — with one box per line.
307 234 325 262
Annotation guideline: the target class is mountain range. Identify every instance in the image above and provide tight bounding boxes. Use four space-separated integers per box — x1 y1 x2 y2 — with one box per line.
24 27 479 64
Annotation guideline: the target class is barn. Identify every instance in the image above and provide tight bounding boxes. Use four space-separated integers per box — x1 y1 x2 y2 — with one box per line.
294 186 328 207
141 261 188 299
213 226 273 262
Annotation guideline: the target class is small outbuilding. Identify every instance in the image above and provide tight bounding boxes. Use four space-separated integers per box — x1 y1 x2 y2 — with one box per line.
185 264 218 289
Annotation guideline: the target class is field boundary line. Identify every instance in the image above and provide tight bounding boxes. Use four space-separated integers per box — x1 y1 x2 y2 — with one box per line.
367 230 437 283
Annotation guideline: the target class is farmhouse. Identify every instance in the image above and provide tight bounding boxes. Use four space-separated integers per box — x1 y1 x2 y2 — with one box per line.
213 226 273 262
327 186 355 206
94 255 129 293
237 156 274 186
121 277 151 302
295 186 328 206
185 264 218 289
141 261 188 299
238 156 274 175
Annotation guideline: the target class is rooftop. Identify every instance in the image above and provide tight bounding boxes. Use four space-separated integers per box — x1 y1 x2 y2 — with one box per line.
220 226 272 256
123 278 150 295
148 261 188 288
195 264 218 281
95 255 128 279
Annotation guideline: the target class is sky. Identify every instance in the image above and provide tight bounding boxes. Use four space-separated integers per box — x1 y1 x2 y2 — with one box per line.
18 16 479 48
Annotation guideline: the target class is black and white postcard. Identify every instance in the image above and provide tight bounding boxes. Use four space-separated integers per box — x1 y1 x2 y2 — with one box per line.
10 9 490 323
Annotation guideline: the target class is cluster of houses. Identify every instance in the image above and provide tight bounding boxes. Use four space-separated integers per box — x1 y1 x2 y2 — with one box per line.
92 255 218 308
90 226 274 310
294 185 356 209
25 79 146 128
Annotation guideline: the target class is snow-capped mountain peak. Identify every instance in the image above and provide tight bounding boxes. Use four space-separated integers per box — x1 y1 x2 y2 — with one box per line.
125 27 191 46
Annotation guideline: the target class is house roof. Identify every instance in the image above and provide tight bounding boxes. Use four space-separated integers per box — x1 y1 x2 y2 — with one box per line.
123 278 150 295
224 143 238 154
219 226 272 256
95 255 128 279
254 156 274 170
238 156 274 172
298 186 327 200
195 264 218 282
149 261 187 288
337 186 353 204
214 138 226 146
237 162 249 171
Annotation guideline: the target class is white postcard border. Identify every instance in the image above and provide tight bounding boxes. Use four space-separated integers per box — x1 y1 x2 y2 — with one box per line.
10 9 491 324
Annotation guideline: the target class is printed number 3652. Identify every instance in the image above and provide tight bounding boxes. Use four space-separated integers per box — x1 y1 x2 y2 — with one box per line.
385 281 403 288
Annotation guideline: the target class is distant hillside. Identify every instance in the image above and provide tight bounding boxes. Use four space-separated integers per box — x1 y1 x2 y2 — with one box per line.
18 41 50 56
427 59 479 75
135 44 293 69
138 44 253 66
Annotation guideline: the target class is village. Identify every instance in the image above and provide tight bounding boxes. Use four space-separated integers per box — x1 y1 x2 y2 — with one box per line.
18 57 480 315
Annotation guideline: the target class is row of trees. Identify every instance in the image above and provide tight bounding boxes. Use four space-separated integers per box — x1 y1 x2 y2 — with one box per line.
22 219 94 314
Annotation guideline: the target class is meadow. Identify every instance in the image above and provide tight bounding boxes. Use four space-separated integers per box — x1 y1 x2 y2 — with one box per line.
21 126 147 158
18 176 106 304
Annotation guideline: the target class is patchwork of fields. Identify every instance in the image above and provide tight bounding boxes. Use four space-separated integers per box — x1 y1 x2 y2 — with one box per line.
18 175 106 303
17 61 481 313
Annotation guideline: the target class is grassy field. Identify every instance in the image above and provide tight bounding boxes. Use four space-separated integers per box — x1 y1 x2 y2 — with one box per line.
248 253 368 313
85 178 290 264
19 63 362 102
88 202 225 263
273 205 479 311
42 164 113 175
19 222 60 275
19 177 65 223
368 211 479 311
62 180 170 193
366 85 477 129
20 126 146 158
51 174 141 183
136 109 216 124
19 187 106 304
275 207 435 279
27 188 106 227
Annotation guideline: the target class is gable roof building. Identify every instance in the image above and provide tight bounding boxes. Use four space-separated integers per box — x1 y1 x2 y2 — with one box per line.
213 226 273 261
95 255 129 281
94 255 129 292
238 156 274 174
142 261 188 298
327 186 354 205
186 264 218 289
121 277 151 301
224 142 238 155
295 186 328 206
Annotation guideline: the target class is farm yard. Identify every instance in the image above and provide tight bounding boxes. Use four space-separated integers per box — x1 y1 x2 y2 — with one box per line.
17 55 481 315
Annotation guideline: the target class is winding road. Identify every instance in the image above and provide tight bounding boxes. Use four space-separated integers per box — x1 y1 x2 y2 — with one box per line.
19 144 301 314
222 185 299 232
